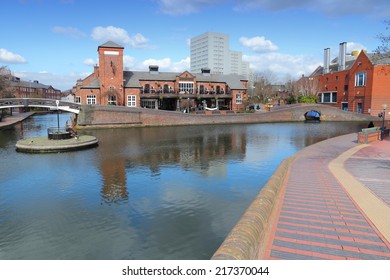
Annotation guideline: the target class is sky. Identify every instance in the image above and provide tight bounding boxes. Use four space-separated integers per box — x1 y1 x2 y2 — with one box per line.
0 0 389 91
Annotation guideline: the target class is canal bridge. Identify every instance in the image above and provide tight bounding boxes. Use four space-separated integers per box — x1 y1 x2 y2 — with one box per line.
0 98 81 114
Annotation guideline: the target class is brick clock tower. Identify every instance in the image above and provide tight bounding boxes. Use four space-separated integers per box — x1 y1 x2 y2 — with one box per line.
98 41 125 105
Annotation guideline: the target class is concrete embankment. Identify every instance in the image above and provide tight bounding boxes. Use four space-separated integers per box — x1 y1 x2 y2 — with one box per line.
76 104 378 128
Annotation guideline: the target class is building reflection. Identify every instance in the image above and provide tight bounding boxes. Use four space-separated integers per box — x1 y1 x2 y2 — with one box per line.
100 158 128 204
91 125 247 203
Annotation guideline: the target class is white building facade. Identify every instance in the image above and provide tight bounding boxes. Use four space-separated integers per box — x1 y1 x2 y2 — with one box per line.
190 32 249 79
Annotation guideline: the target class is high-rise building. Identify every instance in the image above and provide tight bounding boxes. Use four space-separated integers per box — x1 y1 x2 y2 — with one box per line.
190 32 249 78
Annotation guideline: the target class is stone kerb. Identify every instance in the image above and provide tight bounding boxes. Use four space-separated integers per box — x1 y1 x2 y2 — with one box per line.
211 157 294 260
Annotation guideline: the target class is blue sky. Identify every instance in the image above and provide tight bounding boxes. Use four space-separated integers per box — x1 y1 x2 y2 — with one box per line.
0 0 389 90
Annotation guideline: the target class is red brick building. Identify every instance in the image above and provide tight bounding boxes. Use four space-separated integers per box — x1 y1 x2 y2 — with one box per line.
307 42 390 116
73 41 248 112
4 76 61 100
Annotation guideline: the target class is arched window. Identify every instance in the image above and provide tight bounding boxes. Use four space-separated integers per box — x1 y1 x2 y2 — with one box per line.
163 84 169 93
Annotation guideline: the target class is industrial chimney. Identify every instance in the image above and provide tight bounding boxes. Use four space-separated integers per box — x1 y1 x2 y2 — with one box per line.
324 48 330 74
338 42 347 71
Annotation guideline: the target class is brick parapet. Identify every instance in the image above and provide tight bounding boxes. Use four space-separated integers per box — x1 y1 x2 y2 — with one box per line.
76 104 378 128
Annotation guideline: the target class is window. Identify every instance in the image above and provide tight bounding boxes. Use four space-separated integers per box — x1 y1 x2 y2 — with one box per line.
127 95 136 107
321 92 337 103
144 84 150 94
141 100 156 109
236 93 242 104
87 95 96 104
179 82 194 94
355 72 366 86
75 96 81 104
163 84 169 93
108 95 117 105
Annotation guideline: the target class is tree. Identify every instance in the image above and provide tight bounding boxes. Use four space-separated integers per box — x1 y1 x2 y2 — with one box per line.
375 20 390 56
252 71 274 104
0 66 16 98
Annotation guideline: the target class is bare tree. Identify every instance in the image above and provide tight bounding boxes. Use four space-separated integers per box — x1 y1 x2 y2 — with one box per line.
252 71 274 104
0 66 16 98
375 20 390 56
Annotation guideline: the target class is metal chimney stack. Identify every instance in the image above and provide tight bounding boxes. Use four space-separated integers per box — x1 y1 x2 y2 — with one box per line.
338 42 347 71
324 48 330 74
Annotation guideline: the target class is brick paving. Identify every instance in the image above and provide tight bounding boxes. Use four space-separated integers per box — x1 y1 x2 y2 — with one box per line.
263 134 390 260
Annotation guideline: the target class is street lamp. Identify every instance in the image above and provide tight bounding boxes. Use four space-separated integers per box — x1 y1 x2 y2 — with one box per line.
380 103 387 141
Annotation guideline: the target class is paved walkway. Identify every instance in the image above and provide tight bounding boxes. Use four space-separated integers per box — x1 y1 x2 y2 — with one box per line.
0 112 35 128
263 133 390 260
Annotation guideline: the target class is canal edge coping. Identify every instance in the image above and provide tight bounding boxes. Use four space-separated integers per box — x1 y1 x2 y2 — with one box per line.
211 156 294 260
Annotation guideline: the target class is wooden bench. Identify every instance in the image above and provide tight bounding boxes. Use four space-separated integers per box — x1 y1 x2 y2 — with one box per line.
357 127 381 143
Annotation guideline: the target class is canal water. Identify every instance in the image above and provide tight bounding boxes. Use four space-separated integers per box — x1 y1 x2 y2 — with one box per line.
0 113 366 259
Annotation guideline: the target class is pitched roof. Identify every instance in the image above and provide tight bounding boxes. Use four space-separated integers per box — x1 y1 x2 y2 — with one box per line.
9 78 60 91
122 71 247 90
311 56 357 75
98 41 124 49
367 53 390 65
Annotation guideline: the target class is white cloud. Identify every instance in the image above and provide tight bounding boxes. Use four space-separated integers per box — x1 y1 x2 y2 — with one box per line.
13 70 84 91
346 42 368 53
0 48 27 64
52 26 86 38
141 57 190 72
123 55 137 70
244 52 321 82
91 26 150 48
83 58 96 66
239 36 278 52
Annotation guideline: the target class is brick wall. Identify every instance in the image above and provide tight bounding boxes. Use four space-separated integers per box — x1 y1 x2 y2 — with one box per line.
77 104 377 128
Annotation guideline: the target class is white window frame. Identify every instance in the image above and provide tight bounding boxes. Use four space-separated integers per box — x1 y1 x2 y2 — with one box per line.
321 92 337 103
75 96 81 104
127 95 136 107
179 82 194 94
236 93 242 104
86 95 96 104
355 72 366 87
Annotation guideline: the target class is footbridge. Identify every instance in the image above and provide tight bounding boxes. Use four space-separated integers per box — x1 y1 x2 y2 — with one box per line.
0 98 81 114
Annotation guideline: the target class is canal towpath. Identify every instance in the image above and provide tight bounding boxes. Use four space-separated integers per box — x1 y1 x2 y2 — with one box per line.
262 133 390 259
213 132 390 260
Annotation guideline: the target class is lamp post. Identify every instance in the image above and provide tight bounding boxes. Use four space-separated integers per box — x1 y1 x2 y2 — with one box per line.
380 103 387 141
56 100 60 132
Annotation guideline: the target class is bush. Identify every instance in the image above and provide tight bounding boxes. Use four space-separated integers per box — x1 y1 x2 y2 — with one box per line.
298 95 317 103
286 96 297 104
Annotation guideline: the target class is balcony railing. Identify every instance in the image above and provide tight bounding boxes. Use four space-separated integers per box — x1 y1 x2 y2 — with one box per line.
140 89 232 96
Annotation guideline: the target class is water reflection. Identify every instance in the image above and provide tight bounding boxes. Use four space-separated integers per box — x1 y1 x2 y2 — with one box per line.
0 114 366 259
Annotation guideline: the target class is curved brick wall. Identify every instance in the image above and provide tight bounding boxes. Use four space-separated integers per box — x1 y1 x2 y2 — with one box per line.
211 157 294 260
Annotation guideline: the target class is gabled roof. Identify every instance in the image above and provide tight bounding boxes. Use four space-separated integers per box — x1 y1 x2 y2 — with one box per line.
98 41 124 49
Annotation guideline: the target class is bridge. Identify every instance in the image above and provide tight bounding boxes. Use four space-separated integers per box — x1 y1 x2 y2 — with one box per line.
0 98 81 114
